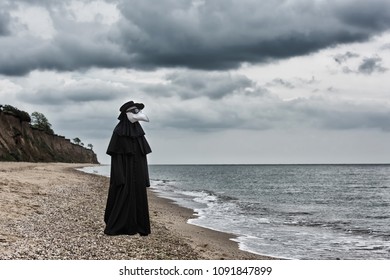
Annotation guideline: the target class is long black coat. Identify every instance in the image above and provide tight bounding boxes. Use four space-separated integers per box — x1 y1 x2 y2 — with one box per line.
104 114 152 236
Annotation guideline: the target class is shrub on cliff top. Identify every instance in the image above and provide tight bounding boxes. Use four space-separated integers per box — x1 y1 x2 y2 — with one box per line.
31 111 54 134
0 104 31 122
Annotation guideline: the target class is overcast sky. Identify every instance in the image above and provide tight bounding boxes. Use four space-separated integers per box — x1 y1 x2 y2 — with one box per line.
1 0 390 164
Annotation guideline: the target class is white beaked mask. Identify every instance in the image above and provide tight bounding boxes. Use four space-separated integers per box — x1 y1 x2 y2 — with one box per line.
126 107 149 123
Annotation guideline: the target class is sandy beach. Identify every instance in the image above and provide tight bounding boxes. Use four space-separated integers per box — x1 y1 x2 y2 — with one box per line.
0 162 275 260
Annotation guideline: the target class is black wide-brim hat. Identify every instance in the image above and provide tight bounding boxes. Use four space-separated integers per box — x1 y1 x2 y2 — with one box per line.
119 101 145 112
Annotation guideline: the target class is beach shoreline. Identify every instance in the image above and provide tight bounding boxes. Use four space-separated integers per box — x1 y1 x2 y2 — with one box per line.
0 162 276 260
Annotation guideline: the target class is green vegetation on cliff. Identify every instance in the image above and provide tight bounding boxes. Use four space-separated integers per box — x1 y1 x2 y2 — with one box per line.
30 111 54 135
0 104 31 123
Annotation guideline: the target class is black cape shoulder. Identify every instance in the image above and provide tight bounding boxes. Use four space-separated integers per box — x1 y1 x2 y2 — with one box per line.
106 114 152 156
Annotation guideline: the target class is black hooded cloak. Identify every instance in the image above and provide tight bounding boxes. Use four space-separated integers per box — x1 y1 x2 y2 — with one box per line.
104 105 152 236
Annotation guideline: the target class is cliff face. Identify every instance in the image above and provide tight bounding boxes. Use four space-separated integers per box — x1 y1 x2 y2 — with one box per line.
0 111 99 163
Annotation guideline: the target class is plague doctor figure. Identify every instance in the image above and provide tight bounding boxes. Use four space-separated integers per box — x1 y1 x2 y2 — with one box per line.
104 101 152 236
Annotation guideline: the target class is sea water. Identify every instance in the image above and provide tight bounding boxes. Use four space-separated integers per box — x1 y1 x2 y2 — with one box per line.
80 164 390 260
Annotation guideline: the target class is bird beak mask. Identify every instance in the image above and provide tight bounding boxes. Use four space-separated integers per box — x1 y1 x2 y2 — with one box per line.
126 107 149 123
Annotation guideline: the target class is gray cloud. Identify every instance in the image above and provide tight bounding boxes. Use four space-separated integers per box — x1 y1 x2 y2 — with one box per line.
0 12 10 36
334 52 388 75
142 71 256 100
334 51 360 64
19 80 127 105
266 78 295 89
1 0 390 75
150 94 390 133
265 76 318 90
358 56 387 74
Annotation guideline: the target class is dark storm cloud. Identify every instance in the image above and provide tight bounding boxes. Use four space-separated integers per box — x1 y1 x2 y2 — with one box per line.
1 0 390 75
0 32 131 76
334 0 390 30
358 57 387 74
115 0 390 70
0 0 129 76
